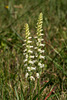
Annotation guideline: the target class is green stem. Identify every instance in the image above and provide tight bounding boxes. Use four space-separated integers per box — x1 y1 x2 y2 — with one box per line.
29 80 32 100
37 78 40 100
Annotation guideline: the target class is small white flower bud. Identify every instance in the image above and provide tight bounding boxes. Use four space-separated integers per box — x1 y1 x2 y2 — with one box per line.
26 54 28 58
30 76 35 81
31 67 36 70
38 62 42 66
40 64 44 68
40 44 45 47
28 37 32 39
30 46 33 48
36 73 39 78
24 64 27 67
24 49 27 52
39 55 45 59
28 50 33 53
40 33 44 36
24 59 27 63
27 41 32 43
30 56 34 58
23 43 26 46
34 47 37 49
27 67 31 71
29 60 34 64
25 73 29 78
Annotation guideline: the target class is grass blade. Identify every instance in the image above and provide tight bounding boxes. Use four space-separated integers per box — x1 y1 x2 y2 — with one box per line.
33 80 51 100
20 84 24 100
15 87 19 100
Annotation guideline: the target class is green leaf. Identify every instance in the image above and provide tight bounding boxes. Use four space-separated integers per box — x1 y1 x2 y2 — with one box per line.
20 84 24 100
3 88 5 100
15 87 19 100
47 93 59 100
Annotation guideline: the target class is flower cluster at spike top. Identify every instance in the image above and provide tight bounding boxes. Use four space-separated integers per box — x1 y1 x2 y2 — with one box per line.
23 23 36 81
34 13 45 78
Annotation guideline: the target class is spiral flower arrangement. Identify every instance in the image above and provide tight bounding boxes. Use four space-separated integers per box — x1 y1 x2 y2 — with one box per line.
23 13 45 100
23 23 36 81
35 13 45 78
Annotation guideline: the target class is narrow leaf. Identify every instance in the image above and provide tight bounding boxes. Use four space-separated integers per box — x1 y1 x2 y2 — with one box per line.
15 87 19 100
33 80 51 100
20 84 24 100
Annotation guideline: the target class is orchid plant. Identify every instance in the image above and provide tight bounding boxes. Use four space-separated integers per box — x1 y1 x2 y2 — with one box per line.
23 13 45 100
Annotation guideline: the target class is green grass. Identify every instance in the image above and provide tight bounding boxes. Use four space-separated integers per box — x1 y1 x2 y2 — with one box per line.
0 0 67 100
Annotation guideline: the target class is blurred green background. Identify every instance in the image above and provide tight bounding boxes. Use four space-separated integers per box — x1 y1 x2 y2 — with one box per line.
0 0 67 99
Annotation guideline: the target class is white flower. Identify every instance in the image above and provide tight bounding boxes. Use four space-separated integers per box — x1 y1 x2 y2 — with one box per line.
34 47 37 49
27 41 32 43
28 37 32 39
30 56 34 58
29 60 34 64
27 67 31 71
25 73 29 78
24 40 26 42
40 50 44 53
40 38 44 41
31 67 36 70
38 49 44 53
26 45 30 48
38 49 45 53
39 55 45 59
35 53 38 57
24 59 27 63
30 46 33 48
26 45 33 48
36 42 39 46
24 49 27 52
26 54 28 58
38 38 44 42
24 64 27 66
33 60 37 63
27 67 36 71
36 73 39 78
23 43 26 46
26 32 30 36
30 76 35 81
28 50 33 53
40 64 44 68
41 50 44 53
34 36 37 38
23 53 26 55
42 64 44 68
38 49 42 52
38 62 42 66
38 63 44 68
40 44 45 47
40 33 44 36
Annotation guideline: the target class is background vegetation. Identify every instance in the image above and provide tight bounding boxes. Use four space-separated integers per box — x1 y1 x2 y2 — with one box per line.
0 0 67 100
